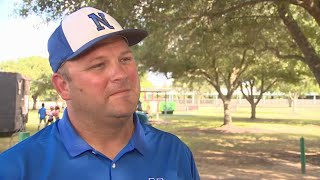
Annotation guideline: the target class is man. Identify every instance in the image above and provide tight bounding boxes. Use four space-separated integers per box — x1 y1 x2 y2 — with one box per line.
0 7 200 179
37 103 47 130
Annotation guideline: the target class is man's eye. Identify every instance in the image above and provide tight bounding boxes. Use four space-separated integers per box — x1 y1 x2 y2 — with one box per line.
90 63 105 69
121 57 132 63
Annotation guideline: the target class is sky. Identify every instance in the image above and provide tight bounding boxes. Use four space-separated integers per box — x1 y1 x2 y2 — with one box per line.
0 0 58 61
0 0 172 86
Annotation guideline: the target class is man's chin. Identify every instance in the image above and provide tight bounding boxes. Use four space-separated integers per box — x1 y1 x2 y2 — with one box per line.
110 109 135 119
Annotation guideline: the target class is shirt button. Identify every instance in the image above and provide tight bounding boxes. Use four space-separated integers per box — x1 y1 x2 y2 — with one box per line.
112 163 116 168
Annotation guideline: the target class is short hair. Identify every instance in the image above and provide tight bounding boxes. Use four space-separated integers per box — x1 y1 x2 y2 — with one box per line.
57 63 72 82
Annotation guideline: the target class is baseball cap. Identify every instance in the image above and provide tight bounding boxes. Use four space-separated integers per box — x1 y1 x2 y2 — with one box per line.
48 7 148 72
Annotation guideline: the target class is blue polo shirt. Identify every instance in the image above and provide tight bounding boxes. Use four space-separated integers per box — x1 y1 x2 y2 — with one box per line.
0 109 200 180
38 107 46 119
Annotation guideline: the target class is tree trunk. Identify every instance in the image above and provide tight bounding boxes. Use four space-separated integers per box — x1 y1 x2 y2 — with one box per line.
222 99 232 126
250 103 257 120
278 4 320 85
32 95 37 110
288 98 293 107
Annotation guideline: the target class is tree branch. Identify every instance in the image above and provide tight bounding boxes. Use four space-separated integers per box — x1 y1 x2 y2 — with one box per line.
206 0 276 18
255 78 278 105
262 42 305 61
199 69 223 96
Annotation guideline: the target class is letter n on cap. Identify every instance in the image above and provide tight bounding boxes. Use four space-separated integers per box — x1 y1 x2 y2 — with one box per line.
88 13 115 31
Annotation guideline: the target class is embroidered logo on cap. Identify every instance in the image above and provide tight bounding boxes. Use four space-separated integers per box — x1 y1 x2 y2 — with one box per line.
88 13 115 31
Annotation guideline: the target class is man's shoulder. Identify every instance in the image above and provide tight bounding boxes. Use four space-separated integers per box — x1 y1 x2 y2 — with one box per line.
0 124 62 179
0 124 58 160
145 124 177 137
142 124 188 148
141 124 195 166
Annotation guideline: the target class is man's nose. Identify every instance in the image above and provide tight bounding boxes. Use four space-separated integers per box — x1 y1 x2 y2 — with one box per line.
109 61 128 82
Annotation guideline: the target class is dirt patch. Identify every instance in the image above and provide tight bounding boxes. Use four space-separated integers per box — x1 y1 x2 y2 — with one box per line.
148 119 171 125
215 125 276 134
178 126 320 179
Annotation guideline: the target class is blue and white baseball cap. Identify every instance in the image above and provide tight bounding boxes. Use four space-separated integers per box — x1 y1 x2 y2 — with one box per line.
48 7 148 72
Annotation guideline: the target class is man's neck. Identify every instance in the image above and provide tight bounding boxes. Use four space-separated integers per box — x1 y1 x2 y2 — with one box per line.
67 110 135 160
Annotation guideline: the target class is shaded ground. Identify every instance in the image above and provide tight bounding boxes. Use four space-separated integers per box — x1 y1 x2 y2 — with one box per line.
185 126 320 180
150 119 320 180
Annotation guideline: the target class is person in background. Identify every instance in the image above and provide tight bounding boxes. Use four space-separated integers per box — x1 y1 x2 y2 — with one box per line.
0 7 200 180
136 100 143 111
54 105 60 121
37 103 46 130
45 105 55 127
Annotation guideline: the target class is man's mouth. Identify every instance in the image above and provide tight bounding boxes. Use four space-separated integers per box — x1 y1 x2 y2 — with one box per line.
110 89 131 96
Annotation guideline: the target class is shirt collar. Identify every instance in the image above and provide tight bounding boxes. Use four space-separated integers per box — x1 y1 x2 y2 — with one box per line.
130 112 147 155
58 109 147 157
58 109 92 157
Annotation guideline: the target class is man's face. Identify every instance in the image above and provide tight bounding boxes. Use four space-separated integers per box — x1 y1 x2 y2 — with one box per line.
62 37 140 119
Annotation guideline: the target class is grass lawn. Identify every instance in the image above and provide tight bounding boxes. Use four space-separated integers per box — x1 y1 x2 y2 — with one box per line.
1 105 319 179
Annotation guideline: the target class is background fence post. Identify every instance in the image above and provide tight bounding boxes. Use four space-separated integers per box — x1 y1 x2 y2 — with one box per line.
300 136 306 174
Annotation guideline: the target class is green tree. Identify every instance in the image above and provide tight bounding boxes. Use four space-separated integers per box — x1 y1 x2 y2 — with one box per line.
181 1 320 85
0 56 55 109
239 55 309 119
16 0 320 85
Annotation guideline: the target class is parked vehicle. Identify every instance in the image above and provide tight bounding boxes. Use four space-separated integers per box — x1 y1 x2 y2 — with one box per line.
159 101 176 114
0 72 30 136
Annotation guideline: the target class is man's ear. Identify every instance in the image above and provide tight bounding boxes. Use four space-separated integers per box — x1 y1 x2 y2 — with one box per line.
51 73 71 100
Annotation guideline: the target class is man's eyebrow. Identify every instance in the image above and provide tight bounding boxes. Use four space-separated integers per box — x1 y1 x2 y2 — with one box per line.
90 56 106 62
87 50 132 63
120 50 132 56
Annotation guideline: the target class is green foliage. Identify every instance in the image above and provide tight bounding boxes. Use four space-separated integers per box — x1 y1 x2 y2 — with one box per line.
0 56 55 100
289 4 320 54
14 0 320 83
17 0 146 29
